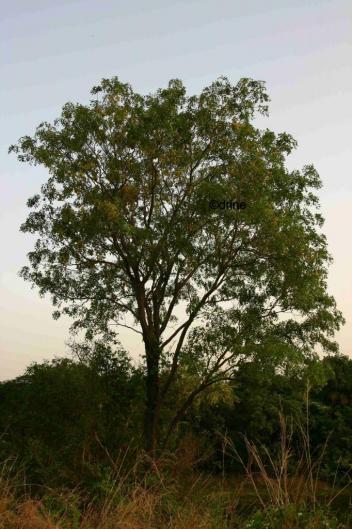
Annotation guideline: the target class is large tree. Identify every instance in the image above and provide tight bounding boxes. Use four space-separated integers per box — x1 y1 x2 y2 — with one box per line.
10 76 343 451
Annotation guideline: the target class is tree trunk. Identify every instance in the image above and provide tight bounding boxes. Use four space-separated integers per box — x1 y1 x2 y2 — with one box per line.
144 342 160 453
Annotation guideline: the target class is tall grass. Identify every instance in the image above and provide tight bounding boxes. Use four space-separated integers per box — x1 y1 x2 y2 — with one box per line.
0 420 350 529
0 444 229 529
221 408 351 528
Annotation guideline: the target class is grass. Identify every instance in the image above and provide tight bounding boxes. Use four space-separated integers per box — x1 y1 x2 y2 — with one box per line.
0 424 350 528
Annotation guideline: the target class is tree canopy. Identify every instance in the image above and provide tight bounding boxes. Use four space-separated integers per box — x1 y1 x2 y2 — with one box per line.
10 76 344 450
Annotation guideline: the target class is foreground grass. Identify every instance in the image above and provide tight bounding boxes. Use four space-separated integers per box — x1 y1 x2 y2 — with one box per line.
0 477 350 528
0 447 350 529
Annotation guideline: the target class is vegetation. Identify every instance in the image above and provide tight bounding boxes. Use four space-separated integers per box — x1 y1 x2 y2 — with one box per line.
0 351 351 527
3 76 350 527
9 76 343 451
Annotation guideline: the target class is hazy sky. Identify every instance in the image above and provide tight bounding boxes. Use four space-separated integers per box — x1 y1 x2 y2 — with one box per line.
1 0 351 381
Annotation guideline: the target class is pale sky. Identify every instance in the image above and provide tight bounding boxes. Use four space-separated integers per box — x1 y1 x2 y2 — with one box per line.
1 0 351 381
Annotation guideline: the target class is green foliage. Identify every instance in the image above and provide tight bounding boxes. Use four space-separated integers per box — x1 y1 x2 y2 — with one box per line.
0 344 144 487
186 355 352 483
42 492 83 529
310 355 352 480
243 505 341 529
1 352 352 490
9 74 344 450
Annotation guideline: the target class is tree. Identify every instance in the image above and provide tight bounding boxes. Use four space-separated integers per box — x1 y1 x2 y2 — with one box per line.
10 76 344 452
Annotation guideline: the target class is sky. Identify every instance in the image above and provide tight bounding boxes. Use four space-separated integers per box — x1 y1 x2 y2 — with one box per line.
1 0 351 381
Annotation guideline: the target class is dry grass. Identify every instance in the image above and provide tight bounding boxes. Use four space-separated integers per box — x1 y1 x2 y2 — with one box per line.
0 446 226 529
0 423 350 529
221 411 352 528
0 479 220 529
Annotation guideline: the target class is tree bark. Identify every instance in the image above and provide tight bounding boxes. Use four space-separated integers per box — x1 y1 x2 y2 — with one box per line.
144 341 160 453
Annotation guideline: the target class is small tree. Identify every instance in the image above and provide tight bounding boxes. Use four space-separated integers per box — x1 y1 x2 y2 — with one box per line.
10 76 343 451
